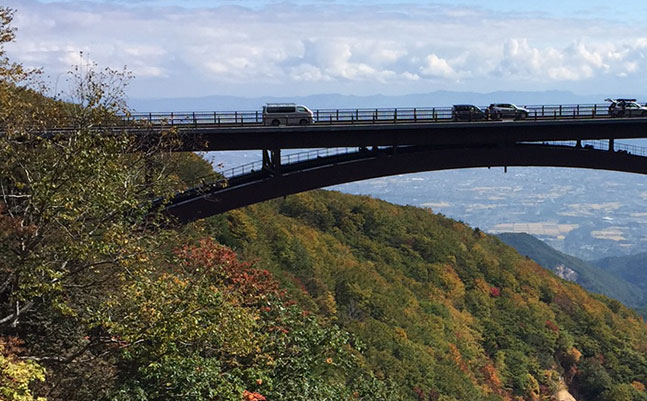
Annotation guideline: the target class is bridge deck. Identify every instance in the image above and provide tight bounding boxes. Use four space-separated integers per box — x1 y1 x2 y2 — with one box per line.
175 118 647 150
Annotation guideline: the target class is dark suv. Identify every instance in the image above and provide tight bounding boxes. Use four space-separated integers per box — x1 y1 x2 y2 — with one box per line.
488 103 529 120
605 98 647 117
451 105 486 121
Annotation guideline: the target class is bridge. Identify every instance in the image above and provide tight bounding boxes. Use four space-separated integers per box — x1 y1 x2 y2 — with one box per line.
109 103 647 224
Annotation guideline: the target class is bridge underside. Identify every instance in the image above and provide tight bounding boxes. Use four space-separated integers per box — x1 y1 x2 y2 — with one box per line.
165 143 647 224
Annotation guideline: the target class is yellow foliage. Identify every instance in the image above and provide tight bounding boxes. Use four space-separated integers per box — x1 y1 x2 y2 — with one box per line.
394 327 408 340
0 341 46 401
522 374 540 401
441 265 465 300
473 277 491 295
568 347 582 363
317 291 338 317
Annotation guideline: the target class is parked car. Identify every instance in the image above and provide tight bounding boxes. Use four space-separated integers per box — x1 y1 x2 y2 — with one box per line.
605 98 647 117
451 104 486 121
488 103 529 120
263 103 314 126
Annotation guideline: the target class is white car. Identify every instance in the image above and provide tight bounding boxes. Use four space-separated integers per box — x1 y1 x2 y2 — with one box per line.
605 98 647 118
262 103 314 126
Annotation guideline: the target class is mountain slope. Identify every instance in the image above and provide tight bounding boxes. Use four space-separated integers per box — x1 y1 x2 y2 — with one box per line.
592 252 647 296
497 233 645 308
204 190 647 401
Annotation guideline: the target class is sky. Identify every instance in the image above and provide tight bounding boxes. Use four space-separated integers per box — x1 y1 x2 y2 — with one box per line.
5 0 647 99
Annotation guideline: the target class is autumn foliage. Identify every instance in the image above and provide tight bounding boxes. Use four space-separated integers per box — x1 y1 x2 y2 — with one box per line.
4 6 647 400
209 190 647 401
242 390 266 401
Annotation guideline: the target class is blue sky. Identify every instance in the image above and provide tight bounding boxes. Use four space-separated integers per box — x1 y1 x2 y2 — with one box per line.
31 0 647 21
5 0 647 98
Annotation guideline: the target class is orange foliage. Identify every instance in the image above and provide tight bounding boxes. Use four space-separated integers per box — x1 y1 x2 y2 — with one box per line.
242 390 266 401
482 363 503 392
175 238 285 306
0 203 38 241
545 320 559 333
447 343 469 374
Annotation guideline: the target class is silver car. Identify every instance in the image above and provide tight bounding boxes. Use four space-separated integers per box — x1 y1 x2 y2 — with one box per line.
263 103 314 126
488 103 529 120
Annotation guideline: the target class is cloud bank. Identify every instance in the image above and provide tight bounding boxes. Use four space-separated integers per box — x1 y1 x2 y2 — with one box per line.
5 0 647 97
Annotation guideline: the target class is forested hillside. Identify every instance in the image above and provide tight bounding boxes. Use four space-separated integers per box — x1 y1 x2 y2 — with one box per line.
206 191 647 401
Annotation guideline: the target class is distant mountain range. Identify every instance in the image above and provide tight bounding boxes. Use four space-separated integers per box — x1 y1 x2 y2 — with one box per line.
498 233 647 311
128 90 609 112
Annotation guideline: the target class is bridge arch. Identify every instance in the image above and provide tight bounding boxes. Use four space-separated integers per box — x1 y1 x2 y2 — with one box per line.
165 142 647 224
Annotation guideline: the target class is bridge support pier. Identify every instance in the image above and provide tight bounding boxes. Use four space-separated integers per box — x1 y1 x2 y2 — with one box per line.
262 148 281 175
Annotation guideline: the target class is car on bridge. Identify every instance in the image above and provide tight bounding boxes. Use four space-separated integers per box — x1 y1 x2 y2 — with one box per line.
605 98 647 118
487 103 530 120
263 103 314 126
451 105 486 121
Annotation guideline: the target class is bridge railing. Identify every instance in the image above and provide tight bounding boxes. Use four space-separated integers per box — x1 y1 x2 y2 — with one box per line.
215 147 360 180
531 140 647 157
311 104 614 123
39 102 647 129
523 104 612 119
312 107 454 123
120 103 627 128
124 110 264 126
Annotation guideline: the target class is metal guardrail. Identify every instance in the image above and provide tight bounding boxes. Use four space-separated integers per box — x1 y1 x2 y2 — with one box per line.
215 147 358 179
527 140 647 157
178 147 361 196
29 103 647 132
51 103 642 128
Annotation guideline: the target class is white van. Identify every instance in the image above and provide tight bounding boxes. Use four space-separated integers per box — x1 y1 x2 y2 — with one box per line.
262 103 314 126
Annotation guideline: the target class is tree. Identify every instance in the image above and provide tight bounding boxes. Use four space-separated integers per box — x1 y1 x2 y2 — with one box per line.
0 6 185 329
0 7 194 398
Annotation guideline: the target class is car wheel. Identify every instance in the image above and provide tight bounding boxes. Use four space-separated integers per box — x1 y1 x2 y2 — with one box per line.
519 112 527 120
271 119 280 126
299 119 308 126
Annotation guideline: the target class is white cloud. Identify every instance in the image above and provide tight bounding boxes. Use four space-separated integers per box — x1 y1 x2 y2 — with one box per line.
420 54 457 79
5 0 647 97
494 38 647 82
